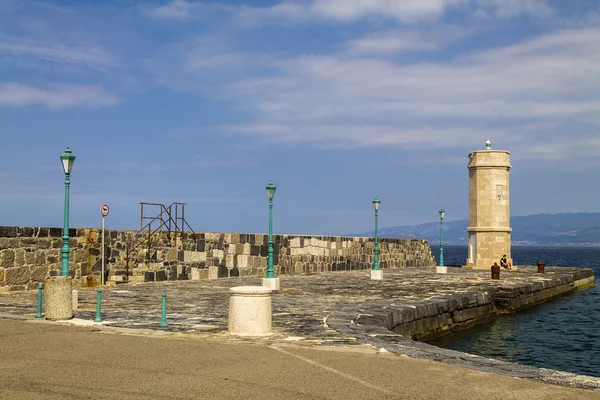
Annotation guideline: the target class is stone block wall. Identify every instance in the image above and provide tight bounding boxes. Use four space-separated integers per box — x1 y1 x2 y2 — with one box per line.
0 226 96 291
177 233 435 280
0 226 436 290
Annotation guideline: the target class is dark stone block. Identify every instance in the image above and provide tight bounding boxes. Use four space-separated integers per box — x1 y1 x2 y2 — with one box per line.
178 250 184 262
197 240 205 252
199 262 206 269
251 245 259 256
144 272 155 282
218 265 228 278
299 237 304 248
155 271 167 281
331 263 337 271
110 231 117 239
48 228 62 237
240 234 247 243
0 226 17 237
260 245 268 257
230 266 240 277
249 235 255 245
88 248 100 256
273 251 278 265
167 268 177 280
213 258 220 266
217 239 224 250
91 260 102 272
283 237 289 247
17 227 34 237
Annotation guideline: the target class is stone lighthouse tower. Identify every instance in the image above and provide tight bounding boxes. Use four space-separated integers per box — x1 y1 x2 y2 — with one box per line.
466 140 512 269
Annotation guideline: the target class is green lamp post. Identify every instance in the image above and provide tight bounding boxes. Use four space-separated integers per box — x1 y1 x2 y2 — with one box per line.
372 196 381 271
60 147 75 277
266 181 276 279
439 207 445 267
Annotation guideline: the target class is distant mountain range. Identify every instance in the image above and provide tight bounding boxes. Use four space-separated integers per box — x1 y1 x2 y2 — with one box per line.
351 213 600 246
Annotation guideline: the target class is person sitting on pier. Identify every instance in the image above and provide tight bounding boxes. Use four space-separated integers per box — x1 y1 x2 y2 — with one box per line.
500 255 512 270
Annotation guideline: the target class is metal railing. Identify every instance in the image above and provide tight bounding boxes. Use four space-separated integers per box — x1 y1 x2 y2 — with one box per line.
123 202 196 281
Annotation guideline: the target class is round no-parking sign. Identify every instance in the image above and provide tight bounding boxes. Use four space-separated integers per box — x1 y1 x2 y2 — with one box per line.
100 204 109 217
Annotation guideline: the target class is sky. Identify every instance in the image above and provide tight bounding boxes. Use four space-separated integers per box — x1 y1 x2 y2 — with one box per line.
0 0 599 236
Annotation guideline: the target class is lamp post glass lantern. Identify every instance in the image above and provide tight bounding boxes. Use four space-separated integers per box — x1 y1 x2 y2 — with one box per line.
439 207 445 267
266 181 276 279
372 196 381 271
60 147 75 277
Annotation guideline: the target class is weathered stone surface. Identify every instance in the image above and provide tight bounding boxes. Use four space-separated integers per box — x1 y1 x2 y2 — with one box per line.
0 250 14 269
0 268 4 284
5 266 29 285
43 276 72 320
30 266 47 282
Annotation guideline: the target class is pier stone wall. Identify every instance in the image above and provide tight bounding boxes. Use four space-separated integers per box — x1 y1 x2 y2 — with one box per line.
0 226 436 290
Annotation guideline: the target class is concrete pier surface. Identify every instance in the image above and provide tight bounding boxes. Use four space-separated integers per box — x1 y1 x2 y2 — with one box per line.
1 318 599 400
0 266 598 396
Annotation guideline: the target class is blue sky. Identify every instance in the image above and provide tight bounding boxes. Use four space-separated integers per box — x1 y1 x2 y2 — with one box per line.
1 0 599 236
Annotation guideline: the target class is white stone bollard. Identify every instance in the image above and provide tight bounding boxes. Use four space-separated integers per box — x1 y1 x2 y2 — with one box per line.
262 277 280 291
228 286 272 336
370 270 383 280
44 276 73 320
436 266 448 274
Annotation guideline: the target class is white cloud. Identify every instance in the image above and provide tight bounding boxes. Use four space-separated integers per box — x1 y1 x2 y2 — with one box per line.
144 0 194 19
0 40 114 69
142 0 235 20
476 0 555 19
345 25 469 54
0 82 120 109
211 27 600 158
145 0 554 25
307 0 462 23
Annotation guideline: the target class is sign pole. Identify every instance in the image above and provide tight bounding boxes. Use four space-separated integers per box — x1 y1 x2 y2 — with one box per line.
101 215 105 285
100 204 110 285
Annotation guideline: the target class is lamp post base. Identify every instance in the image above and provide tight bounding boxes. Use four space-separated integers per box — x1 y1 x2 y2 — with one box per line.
262 277 280 291
436 266 448 274
43 276 73 320
370 270 383 280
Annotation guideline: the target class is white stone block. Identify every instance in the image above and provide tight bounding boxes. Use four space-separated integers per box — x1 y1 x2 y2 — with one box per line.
190 267 200 281
238 255 249 268
226 254 235 268
436 266 448 274
208 266 219 280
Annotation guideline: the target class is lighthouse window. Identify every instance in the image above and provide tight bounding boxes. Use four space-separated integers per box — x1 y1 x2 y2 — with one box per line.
496 185 503 201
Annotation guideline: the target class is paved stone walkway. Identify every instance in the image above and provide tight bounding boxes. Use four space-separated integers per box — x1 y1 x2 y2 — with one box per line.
0 266 598 391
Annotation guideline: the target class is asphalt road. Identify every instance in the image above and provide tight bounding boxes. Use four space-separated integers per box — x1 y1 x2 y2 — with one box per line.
0 319 598 400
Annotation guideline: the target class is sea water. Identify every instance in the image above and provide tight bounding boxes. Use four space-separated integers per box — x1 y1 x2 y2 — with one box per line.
427 246 600 378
